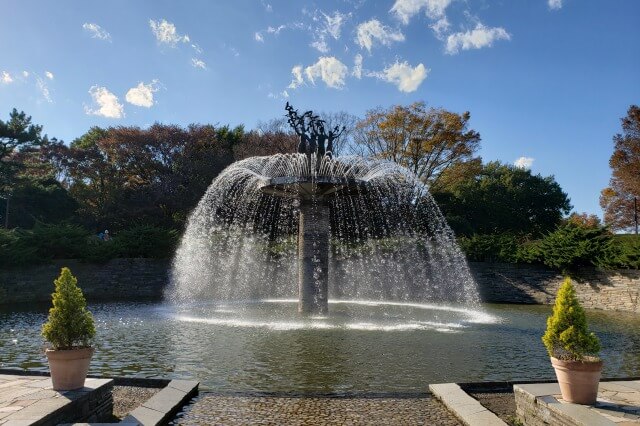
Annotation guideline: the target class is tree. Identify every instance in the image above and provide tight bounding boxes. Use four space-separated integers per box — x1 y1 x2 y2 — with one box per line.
233 119 297 160
542 278 600 361
0 109 74 228
600 105 640 232
433 161 572 236
353 102 481 185
48 123 242 229
42 267 95 350
317 111 359 157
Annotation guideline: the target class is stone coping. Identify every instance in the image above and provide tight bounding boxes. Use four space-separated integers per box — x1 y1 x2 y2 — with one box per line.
0 369 170 389
429 383 507 426
0 375 113 425
122 380 199 426
515 381 640 425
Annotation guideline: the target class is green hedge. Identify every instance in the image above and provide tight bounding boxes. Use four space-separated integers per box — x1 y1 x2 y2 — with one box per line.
0 224 179 268
458 226 638 271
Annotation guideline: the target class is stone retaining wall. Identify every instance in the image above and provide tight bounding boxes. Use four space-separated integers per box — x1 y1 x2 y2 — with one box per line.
470 262 640 313
0 259 638 313
0 258 170 305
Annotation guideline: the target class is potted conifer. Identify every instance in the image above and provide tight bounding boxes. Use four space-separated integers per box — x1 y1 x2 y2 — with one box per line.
542 277 602 404
42 267 96 390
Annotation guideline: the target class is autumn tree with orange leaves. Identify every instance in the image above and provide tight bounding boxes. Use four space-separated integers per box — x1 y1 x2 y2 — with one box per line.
353 102 481 186
600 105 640 233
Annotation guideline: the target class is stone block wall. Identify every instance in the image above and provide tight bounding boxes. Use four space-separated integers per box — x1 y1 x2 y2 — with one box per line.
0 258 170 305
469 262 640 313
0 259 639 313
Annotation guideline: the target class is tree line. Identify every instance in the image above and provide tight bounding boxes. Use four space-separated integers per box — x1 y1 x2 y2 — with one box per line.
0 102 637 269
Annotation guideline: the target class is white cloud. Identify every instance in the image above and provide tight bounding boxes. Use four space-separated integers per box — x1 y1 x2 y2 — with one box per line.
309 11 349 53
369 61 428 93
82 23 112 41
45 71 54 80
356 19 405 52
254 32 264 42
261 0 272 12
267 25 286 35
430 17 450 40
288 65 305 89
125 80 160 108
445 23 510 54
191 43 203 54
22 71 29 78
1 71 13 84
191 58 207 69
268 90 289 100
548 0 562 10
324 11 347 40
304 56 348 89
353 54 363 79
390 0 453 24
36 76 52 102
84 85 124 118
149 19 190 46
514 156 534 169
311 39 329 53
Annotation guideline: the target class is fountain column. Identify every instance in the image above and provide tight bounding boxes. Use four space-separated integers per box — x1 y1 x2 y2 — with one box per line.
298 199 329 314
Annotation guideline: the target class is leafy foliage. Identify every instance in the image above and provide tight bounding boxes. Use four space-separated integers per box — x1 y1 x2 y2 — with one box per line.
434 161 572 236
41 267 96 350
536 223 618 272
353 102 481 185
112 225 179 258
457 233 538 263
600 105 640 232
542 278 601 361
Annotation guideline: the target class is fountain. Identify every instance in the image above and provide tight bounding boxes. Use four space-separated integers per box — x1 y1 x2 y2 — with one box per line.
170 103 480 317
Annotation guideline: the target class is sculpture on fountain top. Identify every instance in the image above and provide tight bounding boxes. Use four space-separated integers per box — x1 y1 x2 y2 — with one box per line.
285 102 345 161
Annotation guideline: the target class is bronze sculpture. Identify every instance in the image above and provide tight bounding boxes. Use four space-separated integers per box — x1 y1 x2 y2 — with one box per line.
285 102 345 161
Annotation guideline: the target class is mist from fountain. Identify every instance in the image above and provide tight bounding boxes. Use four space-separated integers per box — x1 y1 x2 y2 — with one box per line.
168 153 481 314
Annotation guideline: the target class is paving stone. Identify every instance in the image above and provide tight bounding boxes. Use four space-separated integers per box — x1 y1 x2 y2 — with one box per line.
517 382 561 397
173 395 462 425
142 387 187 413
124 405 166 425
167 380 198 394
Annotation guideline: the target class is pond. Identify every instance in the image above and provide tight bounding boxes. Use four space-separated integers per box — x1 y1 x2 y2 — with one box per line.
1 301 639 393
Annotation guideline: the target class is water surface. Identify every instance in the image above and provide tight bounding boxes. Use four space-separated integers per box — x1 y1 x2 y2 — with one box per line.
1 301 639 392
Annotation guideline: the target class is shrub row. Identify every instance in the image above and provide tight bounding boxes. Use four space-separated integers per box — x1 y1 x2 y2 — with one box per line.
458 223 639 272
0 223 179 268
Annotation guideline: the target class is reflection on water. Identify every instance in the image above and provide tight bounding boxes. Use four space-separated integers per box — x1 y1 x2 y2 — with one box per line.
1 301 639 392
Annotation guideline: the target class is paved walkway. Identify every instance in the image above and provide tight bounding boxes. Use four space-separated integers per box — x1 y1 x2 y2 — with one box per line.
173 394 462 425
0 374 112 425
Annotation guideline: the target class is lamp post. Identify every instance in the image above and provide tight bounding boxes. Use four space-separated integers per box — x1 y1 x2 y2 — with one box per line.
634 196 638 235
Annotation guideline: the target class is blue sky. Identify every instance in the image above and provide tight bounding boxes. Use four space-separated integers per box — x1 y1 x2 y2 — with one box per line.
1 0 639 217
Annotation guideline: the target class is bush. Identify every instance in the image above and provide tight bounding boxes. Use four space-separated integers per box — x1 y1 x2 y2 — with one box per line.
112 225 179 258
457 233 538 263
41 267 96 350
536 223 618 272
0 229 38 267
21 223 91 260
613 234 640 269
542 277 600 361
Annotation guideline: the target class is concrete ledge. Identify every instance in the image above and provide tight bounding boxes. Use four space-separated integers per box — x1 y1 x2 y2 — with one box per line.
514 383 624 426
122 380 198 426
429 383 507 426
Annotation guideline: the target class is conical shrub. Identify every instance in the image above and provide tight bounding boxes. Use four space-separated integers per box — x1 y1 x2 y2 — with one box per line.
542 277 600 361
42 267 96 350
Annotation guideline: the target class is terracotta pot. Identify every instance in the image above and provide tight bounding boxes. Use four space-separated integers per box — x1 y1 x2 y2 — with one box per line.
551 356 603 405
45 347 94 391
